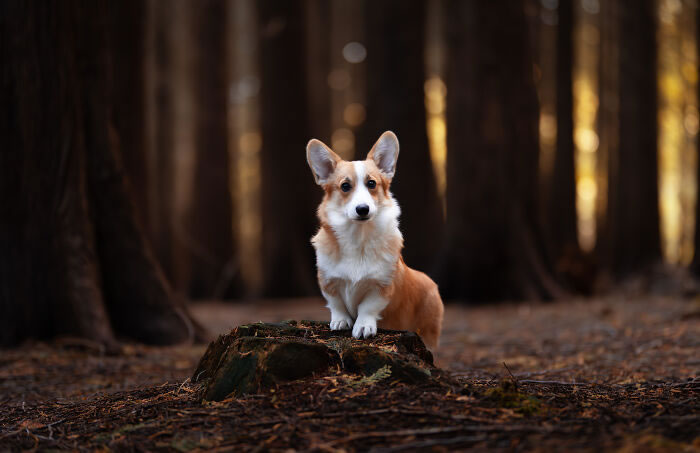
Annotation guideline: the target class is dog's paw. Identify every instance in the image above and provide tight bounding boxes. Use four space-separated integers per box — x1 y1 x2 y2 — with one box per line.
352 317 377 339
330 316 353 331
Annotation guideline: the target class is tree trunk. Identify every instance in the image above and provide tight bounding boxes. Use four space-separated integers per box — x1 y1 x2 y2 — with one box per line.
603 0 660 278
143 0 180 285
359 0 443 274
0 0 202 346
545 0 584 288
186 0 238 299
595 0 618 272
257 0 318 297
439 0 564 301
693 5 700 276
107 0 149 230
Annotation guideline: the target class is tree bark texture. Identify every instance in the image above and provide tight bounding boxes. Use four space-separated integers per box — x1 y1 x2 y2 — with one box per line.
547 0 580 268
257 0 319 297
0 0 201 346
439 0 564 301
187 0 239 299
107 0 149 231
603 0 660 277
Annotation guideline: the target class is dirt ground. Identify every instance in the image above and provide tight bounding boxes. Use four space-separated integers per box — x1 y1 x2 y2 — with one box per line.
1 296 698 451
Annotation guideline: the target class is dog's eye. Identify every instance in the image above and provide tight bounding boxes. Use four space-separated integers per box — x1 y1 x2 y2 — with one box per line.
367 180 376 189
341 182 352 192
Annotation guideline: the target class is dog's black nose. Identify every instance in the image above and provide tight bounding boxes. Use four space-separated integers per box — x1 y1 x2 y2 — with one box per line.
356 204 370 217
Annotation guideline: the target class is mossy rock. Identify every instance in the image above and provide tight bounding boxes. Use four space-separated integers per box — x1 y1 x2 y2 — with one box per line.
192 320 437 401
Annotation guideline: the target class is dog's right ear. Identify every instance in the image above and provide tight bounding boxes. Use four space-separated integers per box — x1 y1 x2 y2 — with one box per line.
306 139 341 185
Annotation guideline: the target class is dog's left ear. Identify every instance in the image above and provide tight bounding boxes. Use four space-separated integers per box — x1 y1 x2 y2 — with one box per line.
368 131 400 179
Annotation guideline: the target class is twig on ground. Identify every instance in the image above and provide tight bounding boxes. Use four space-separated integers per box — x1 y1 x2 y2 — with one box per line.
503 362 519 389
519 380 587 386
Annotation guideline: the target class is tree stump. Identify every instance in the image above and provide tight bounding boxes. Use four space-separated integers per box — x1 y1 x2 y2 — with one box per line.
192 321 437 401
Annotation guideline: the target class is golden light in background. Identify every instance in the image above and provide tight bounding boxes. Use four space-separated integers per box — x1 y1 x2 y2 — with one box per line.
573 4 600 252
230 0 262 294
424 0 447 217
539 113 557 147
329 0 366 160
327 69 352 91
424 76 447 217
343 103 366 127
657 0 698 265
331 128 355 160
236 132 262 290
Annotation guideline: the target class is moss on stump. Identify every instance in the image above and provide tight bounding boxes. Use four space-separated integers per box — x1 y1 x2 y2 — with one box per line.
192 320 437 401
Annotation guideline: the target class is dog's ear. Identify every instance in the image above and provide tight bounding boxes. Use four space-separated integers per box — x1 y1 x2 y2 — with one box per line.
367 131 400 179
307 139 341 185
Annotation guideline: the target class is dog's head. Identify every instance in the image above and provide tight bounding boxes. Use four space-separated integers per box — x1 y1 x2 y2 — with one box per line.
306 131 400 224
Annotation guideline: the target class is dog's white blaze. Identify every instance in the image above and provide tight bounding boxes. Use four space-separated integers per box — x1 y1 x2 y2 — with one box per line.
345 161 376 220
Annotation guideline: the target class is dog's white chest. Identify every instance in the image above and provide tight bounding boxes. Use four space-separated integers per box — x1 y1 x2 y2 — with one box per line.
316 247 395 316
314 225 399 313
317 243 395 283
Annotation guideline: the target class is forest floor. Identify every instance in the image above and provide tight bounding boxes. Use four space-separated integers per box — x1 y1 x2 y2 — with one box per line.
0 296 698 451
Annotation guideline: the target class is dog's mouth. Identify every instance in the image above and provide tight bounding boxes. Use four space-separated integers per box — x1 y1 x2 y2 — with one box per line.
353 215 371 222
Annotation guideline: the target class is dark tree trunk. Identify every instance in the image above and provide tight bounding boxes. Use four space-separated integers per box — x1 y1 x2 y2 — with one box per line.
0 0 202 346
439 0 564 301
0 0 112 345
603 0 660 277
359 0 443 274
107 0 149 230
549 0 578 254
257 0 318 297
144 0 179 285
546 0 578 265
595 0 618 268
186 0 238 299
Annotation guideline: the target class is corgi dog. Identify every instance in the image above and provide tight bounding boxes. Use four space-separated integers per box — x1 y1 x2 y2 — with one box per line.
306 131 444 349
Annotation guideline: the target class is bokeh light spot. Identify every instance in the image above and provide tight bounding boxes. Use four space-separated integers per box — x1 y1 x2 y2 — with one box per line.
239 132 262 153
539 113 557 146
540 0 558 11
343 103 366 127
581 0 600 15
574 128 599 153
342 42 366 64
328 69 351 91
332 128 355 159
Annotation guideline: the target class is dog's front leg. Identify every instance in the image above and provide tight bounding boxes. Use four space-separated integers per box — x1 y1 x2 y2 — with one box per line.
324 291 354 331
352 290 389 339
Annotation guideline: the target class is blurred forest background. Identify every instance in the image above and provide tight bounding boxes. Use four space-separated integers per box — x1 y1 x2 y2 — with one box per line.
2 0 700 346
